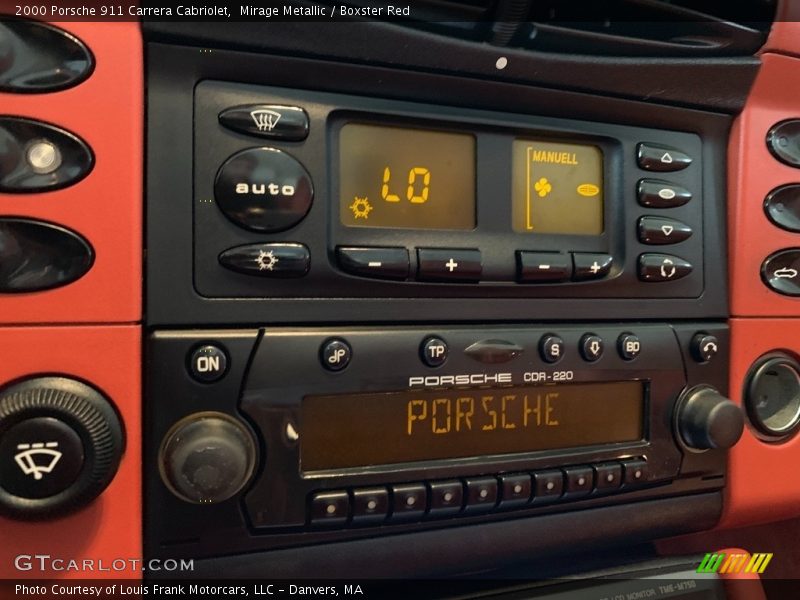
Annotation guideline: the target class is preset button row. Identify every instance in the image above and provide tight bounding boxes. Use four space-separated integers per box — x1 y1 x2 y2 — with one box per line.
309 459 649 527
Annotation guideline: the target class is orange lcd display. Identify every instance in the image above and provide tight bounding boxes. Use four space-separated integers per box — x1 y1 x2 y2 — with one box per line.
301 381 643 471
339 123 476 230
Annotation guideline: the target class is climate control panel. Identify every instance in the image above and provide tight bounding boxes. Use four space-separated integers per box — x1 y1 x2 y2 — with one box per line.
190 82 710 303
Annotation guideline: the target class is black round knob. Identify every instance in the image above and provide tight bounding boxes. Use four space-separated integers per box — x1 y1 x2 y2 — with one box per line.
159 412 258 504
745 354 800 438
0 376 124 520
676 386 744 450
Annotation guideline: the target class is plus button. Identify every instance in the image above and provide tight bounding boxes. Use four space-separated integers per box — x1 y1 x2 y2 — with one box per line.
445 258 458 272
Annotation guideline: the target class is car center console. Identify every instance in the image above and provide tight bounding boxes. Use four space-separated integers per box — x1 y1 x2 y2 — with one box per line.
4 9 800 585
141 39 738 577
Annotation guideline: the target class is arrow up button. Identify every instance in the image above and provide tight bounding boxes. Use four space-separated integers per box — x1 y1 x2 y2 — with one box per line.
636 143 692 172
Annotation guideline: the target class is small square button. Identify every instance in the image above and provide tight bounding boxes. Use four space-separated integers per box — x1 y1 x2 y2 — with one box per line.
532 470 563 504
622 459 648 485
428 480 464 517
594 463 623 493
464 477 498 514
310 491 349 526
499 474 531 509
352 487 389 524
563 466 594 499
391 483 427 522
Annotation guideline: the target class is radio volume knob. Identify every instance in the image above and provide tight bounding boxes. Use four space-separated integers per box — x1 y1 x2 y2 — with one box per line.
159 412 258 504
676 386 744 450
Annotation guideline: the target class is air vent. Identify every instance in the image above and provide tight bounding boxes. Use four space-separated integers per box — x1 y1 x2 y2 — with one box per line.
518 0 777 56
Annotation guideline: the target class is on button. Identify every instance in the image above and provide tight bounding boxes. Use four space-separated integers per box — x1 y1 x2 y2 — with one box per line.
188 344 228 383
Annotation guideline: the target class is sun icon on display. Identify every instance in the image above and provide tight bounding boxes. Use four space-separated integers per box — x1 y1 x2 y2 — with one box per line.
255 249 279 271
350 196 373 219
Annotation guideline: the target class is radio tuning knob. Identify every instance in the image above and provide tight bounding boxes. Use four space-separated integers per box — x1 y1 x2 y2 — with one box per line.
676 386 744 450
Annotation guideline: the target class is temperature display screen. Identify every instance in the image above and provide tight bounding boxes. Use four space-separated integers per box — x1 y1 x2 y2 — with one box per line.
339 123 476 230
512 139 604 235
301 381 644 471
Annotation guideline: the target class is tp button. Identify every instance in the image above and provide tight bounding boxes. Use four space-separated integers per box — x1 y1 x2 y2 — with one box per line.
421 337 448 367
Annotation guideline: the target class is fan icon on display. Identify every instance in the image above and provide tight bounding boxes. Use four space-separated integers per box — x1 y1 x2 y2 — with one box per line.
534 177 552 197
14 442 62 480
250 109 282 132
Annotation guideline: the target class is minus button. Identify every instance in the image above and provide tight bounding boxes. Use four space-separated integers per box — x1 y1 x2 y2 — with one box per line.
517 251 571 283
337 246 409 280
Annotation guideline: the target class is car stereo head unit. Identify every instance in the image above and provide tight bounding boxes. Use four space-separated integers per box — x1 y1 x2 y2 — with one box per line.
145 322 736 560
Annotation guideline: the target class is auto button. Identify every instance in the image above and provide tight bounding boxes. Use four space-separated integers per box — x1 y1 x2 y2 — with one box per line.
762 249 800 296
214 147 313 232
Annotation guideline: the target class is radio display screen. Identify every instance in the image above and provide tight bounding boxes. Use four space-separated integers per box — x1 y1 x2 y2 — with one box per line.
339 123 476 230
300 381 644 471
512 139 604 235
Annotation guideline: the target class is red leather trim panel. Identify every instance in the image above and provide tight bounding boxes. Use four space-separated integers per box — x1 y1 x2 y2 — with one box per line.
724 32 800 527
0 325 141 579
728 54 800 316
0 21 142 324
728 52 800 317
